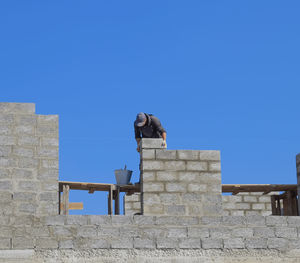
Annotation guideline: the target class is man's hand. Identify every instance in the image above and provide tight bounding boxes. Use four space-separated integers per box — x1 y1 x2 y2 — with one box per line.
162 140 167 148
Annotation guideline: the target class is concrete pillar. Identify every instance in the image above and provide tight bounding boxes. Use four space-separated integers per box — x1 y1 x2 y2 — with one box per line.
0 102 59 217
140 138 222 216
297 154 300 215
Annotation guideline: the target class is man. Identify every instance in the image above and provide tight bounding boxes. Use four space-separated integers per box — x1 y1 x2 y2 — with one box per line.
134 112 167 152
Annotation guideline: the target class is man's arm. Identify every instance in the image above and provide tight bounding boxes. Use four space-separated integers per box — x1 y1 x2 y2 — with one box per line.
134 124 141 152
151 116 167 148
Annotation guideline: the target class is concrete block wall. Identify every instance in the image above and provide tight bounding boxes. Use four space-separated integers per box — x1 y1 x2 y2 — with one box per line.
2 214 300 251
0 103 59 217
124 193 141 216
297 153 300 213
222 192 280 216
140 139 222 216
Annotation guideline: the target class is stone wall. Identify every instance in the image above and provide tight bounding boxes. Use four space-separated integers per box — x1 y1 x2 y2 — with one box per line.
124 193 141 216
0 103 59 217
140 139 222 216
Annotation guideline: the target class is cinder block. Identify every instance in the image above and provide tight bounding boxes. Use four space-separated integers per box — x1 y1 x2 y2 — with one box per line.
199 151 220 161
157 238 179 248
159 193 180 204
165 183 186 192
141 149 155 159
18 181 38 191
0 157 18 168
0 126 13 135
141 227 167 238
12 237 34 249
41 160 59 169
187 161 208 171
253 227 275 237
164 161 186 171
201 216 222 225
12 146 34 158
36 124 58 136
75 238 110 249
201 238 223 249
0 181 12 190
0 192 12 203
209 228 231 239
44 215 65 225
134 238 155 249
77 226 98 237
178 172 198 182
156 171 177 181
142 160 164 170
287 216 300 226
36 147 58 159
176 216 199 226
18 157 39 168
66 215 89 225
51 226 73 238
31 226 50 237
59 239 74 249
232 228 253 238
177 150 199 160
12 168 34 179
179 238 201 248
0 146 12 157
231 210 245 216
143 183 164 192
14 125 34 136
208 162 221 172
198 172 221 184
0 103 35 114
0 114 15 124
222 216 246 226
13 192 36 201
266 216 288 226
245 238 267 249
0 169 10 180
111 215 133 225
142 172 155 182
258 196 271 202
119 226 140 237
111 237 133 248
188 227 209 238
143 193 160 205
246 216 266 226
98 227 119 236
236 203 250 210
133 215 155 225
89 215 112 225
40 181 58 191
144 204 164 214
155 216 179 225
18 136 39 146
0 226 12 237
140 138 164 149
38 192 57 202
188 183 207 192
275 227 297 238
182 193 202 202
38 169 58 180
243 196 258 202
37 115 58 124
252 203 265 210
15 114 36 125
224 238 244 249
0 135 16 146
36 238 58 249
41 138 59 147
156 150 176 160
166 205 186 215
267 238 288 250
245 211 261 216
18 203 37 214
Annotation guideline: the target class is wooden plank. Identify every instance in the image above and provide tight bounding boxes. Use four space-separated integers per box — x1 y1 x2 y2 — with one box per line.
222 184 297 193
114 186 120 215
108 186 113 215
60 202 83 210
62 184 70 215
59 181 116 192
271 195 281 215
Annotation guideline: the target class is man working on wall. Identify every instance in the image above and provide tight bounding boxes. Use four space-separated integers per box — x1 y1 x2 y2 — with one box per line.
134 112 167 152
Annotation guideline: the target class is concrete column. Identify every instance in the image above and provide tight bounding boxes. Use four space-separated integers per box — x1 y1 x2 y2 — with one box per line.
0 102 59 217
297 154 300 215
140 138 222 216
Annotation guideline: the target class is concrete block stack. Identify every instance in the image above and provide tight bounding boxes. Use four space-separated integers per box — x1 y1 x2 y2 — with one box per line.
0 103 59 217
140 138 222 216
222 192 280 216
124 193 141 216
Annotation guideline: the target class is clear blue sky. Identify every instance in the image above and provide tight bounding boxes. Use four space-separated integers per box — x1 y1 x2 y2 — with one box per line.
1 1 299 214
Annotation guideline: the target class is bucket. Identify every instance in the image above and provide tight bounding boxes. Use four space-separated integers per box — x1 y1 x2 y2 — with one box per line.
114 167 132 185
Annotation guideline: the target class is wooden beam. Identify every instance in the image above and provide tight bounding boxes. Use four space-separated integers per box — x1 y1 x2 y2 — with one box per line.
88 188 96 194
222 184 297 193
108 185 113 215
60 202 83 210
114 186 120 215
62 184 70 215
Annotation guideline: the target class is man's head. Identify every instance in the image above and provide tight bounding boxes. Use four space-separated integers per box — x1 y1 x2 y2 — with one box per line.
135 112 147 127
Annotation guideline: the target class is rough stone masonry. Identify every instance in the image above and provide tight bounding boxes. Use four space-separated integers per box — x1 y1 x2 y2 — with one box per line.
1 102 300 263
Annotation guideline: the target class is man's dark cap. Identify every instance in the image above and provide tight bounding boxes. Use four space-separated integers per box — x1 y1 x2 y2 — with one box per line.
135 112 146 127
